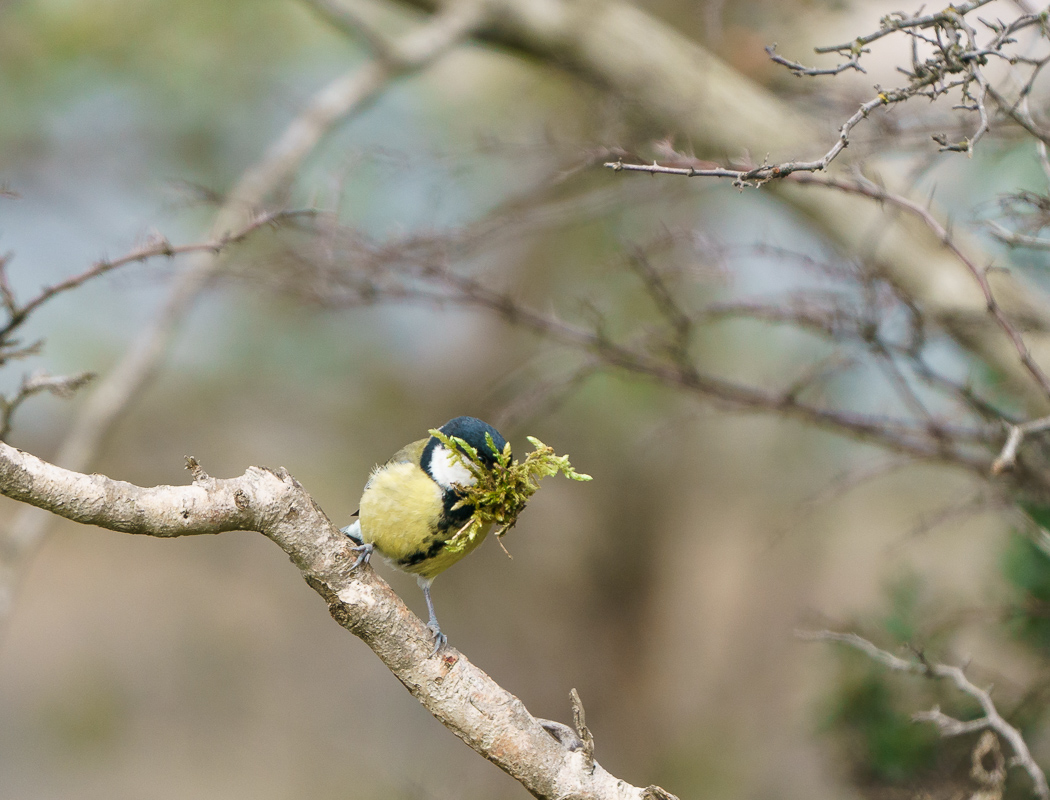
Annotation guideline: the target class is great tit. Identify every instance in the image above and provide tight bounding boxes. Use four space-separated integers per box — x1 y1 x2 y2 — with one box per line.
342 416 509 652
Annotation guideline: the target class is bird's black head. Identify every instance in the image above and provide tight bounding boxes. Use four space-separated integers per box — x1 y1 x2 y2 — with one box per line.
440 416 508 465
421 416 509 496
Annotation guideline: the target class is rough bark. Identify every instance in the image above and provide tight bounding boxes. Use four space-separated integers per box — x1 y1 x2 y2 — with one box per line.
0 441 663 800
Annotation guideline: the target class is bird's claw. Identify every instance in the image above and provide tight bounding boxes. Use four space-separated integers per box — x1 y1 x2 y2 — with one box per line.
350 541 374 570
427 621 447 655
341 522 373 570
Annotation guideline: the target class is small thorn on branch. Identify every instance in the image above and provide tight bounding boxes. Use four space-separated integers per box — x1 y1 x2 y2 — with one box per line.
570 687 595 767
185 456 210 482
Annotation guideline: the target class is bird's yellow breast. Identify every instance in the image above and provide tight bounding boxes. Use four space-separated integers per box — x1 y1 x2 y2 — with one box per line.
357 460 489 579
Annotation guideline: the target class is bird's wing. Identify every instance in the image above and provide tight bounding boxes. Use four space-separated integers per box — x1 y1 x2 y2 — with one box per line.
386 437 429 467
362 437 429 492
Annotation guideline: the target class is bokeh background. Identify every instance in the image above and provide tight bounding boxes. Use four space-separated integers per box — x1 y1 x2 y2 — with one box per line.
1 1 1048 799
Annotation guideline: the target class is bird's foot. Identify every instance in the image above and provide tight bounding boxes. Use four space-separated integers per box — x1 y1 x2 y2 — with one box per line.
341 522 373 570
426 621 447 655
349 541 374 570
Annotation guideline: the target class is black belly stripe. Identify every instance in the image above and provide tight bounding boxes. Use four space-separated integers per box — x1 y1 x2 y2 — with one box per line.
399 537 448 567
441 488 474 528
398 495 475 567
395 489 476 568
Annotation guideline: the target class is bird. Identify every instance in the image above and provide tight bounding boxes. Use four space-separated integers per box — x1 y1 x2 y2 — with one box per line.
343 416 509 653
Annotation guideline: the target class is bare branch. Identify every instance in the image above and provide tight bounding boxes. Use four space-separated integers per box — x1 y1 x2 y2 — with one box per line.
0 370 95 442
787 172 1050 404
765 44 866 77
800 630 1049 800
0 440 661 800
605 85 895 186
0 209 313 345
992 416 1050 474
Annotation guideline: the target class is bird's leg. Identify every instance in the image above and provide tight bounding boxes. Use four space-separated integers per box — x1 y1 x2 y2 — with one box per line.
341 521 374 570
418 576 447 654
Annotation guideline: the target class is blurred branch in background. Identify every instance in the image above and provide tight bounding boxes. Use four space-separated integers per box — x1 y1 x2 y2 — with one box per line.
0 0 485 632
245 202 1006 470
0 210 314 631
801 630 1049 800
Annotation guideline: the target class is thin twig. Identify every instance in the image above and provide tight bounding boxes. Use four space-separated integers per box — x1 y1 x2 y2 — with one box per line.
988 221 1050 251
0 371 95 442
788 172 1050 403
992 415 1050 474
800 629 1050 800
0 209 313 343
765 44 866 77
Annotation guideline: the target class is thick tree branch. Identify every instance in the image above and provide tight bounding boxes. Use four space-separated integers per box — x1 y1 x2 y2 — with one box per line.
0 440 670 800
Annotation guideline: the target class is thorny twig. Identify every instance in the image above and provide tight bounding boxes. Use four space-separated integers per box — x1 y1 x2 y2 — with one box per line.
0 371 95 442
0 209 314 348
800 629 1050 800
259 206 1000 471
605 0 1050 184
787 172 1050 409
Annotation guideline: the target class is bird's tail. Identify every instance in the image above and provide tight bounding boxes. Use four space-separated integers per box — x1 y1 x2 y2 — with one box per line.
341 519 363 544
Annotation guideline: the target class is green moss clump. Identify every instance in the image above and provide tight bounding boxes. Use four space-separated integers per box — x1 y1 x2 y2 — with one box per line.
428 430 591 555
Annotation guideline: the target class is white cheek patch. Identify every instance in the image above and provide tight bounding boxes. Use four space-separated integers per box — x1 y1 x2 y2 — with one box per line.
428 443 477 491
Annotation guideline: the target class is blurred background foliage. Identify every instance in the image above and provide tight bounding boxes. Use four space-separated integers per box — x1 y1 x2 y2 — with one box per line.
2 0 1049 799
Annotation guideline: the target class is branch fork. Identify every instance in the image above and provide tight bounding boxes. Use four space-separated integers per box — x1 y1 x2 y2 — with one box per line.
801 630 1049 800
